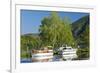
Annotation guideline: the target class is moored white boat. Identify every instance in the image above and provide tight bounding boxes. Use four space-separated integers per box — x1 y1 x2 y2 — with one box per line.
62 49 77 55
32 50 53 62
59 45 78 60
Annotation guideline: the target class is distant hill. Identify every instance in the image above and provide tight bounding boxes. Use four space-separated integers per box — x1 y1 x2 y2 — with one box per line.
71 15 89 48
72 15 89 37
22 33 39 37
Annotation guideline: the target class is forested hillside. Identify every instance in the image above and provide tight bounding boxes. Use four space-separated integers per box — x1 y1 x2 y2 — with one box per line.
71 15 89 59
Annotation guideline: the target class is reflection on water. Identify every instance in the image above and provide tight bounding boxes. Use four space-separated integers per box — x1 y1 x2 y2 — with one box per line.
52 55 63 61
21 58 32 63
21 54 72 63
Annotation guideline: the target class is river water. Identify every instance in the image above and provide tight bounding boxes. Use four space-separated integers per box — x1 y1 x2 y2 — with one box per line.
21 55 71 63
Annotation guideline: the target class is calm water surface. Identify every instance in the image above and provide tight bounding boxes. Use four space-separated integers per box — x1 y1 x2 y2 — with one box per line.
21 55 64 63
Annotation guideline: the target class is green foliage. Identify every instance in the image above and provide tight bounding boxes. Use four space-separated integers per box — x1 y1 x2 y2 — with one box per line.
79 25 89 48
21 35 40 50
76 48 89 59
21 35 41 58
39 12 75 49
77 25 89 59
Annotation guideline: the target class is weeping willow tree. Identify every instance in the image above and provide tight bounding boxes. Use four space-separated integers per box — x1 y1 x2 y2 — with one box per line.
39 12 75 49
